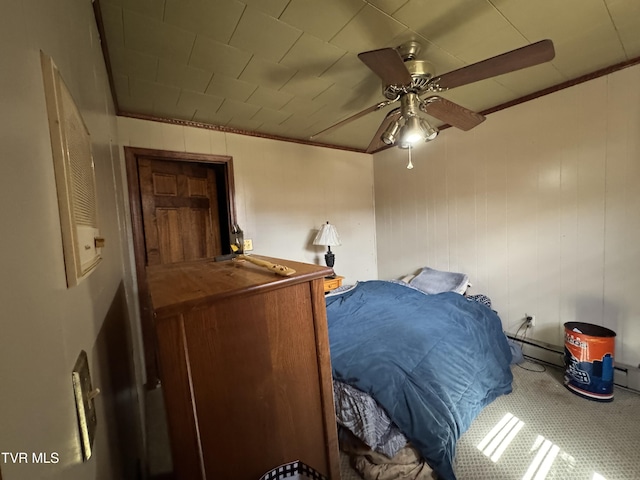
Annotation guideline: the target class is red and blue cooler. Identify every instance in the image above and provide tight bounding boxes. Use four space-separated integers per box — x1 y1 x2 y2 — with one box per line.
564 322 616 402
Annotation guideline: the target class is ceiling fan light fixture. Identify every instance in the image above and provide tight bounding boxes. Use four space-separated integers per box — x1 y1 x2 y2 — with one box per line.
381 119 401 145
399 115 424 145
419 118 439 141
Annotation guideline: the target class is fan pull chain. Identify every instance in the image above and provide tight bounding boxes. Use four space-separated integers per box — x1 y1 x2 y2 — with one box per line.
407 145 414 169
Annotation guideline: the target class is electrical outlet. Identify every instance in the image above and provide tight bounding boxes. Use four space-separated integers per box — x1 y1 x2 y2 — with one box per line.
243 239 253 251
525 314 536 328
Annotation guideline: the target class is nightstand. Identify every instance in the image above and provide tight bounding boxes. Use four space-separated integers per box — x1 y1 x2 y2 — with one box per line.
323 275 344 293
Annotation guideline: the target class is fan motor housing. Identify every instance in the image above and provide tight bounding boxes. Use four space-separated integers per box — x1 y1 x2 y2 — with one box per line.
382 59 436 99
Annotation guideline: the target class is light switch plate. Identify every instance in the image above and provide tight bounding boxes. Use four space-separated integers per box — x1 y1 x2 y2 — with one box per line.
72 350 97 461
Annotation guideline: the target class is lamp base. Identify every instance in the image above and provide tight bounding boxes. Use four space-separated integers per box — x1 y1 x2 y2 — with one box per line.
324 252 335 268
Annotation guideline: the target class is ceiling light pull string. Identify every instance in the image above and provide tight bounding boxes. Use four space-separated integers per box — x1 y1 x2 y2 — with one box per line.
407 145 414 170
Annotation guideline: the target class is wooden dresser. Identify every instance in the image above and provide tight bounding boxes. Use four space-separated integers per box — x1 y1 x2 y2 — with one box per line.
146 256 341 480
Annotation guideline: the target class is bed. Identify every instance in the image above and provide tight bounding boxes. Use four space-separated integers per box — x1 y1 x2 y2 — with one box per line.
325 277 513 480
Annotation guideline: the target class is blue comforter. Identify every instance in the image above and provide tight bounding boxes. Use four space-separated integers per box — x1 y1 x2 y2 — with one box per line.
326 281 513 480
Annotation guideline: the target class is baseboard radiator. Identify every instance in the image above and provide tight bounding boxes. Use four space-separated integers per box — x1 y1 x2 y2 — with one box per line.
506 334 640 394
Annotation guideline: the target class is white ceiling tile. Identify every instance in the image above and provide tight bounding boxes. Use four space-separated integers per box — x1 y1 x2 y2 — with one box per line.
280 97 326 116
320 53 373 89
177 90 225 113
242 0 290 17
246 86 294 110
312 83 362 110
366 0 410 16
280 71 334 98
192 109 233 125
384 0 440 33
152 101 197 122
279 112 324 131
108 0 165 20
280 0 365 42
455 26 528 66
251 107 292 125
258 122 294 137
394 0 501 53
330 4 408 53
606 0 640 58
129 77 181 104
551 23 627 79
238 57 297 90
443 80 518 114
279 34 347 77
493 63 566 96
230 7 303 62
304 105 346 132
109 45 159 82
123 10 196 64
432 6 516 56
491 0 611 42
157 59 213 93
118 93 154 115
188 36 252 77
205 74 258 102
352 76 385 107
98 0 640 151
319 108 388 147
113 73 129 98
342 76 386 113
217 98 261 119
164 0 245 44
99 1 125 49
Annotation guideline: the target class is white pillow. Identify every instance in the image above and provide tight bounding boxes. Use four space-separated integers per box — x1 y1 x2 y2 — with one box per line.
399 273 416 283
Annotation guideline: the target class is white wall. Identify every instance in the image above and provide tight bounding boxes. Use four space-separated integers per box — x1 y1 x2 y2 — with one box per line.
374 64 640 367
0 1 141 479
117 117 379 285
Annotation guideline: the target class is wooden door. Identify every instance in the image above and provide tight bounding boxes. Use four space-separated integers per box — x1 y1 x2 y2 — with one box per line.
139 158 222 265
124 147 235 386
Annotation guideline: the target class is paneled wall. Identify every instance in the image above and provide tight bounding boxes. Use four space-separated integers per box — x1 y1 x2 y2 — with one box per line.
374 64 640 367
117 117 378 285
0 1 142 478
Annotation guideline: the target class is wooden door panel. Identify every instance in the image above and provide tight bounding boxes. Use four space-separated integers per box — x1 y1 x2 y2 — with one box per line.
139 158 222 267
183 208 213 260
187 176 207 197
156 208 183 264
152 172 178 195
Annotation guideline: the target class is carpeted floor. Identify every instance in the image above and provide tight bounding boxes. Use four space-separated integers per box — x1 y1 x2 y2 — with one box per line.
339 363 640 480
147 362 640 479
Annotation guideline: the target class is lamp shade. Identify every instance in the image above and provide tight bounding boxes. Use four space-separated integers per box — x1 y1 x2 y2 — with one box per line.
313 222 341 247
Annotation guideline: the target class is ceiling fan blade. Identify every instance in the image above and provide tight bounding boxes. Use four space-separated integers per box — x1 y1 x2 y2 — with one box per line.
435 39 555 90
366 109 402 153
310 99 398 140
358 47 413 86
421 96 485 131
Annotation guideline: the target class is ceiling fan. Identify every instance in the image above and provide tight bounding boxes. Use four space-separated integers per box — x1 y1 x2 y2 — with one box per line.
310 39 555 153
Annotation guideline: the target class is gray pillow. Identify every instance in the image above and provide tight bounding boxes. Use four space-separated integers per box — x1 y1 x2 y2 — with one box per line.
409 267 469 295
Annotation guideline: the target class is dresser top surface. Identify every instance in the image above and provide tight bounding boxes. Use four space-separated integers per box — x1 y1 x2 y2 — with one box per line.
146 255 332 314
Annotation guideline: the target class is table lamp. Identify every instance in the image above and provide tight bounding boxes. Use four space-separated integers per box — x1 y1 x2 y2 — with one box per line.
313 221 341 268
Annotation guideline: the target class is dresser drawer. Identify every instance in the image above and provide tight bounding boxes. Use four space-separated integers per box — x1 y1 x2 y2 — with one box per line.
323 276 344 292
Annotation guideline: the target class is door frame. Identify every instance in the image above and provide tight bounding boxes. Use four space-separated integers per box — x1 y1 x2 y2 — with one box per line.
124 147 236 386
